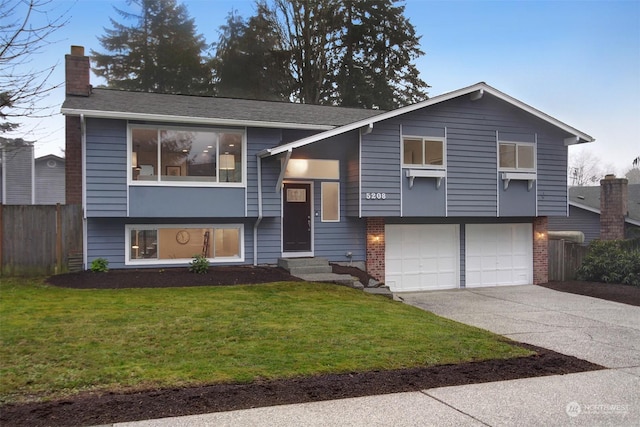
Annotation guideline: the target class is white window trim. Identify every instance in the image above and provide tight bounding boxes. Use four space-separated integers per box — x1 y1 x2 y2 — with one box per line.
127 123 247 188
321 181 340 222
124 223 245 266
401 135 446 170
498 141 536 173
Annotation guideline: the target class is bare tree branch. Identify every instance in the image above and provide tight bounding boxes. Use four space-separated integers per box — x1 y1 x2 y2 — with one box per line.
0 0 69 133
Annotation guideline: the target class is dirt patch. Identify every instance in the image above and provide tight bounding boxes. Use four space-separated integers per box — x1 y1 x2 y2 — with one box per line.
1 343 601 427
540 281 640 307
5 268 629 426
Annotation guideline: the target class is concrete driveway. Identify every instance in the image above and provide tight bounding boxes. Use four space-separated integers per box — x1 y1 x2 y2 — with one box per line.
401 285 640 369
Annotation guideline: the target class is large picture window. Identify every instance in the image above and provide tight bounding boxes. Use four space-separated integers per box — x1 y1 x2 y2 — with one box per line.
130 126 243 184
403 137 445 168
499 142 535 171
126 225 243 264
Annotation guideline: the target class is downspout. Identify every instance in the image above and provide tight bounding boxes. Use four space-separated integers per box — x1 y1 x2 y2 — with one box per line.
253 155 263 266
81 114 88 270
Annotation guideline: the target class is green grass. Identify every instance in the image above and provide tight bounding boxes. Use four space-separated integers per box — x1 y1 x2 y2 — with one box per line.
0 277 532 403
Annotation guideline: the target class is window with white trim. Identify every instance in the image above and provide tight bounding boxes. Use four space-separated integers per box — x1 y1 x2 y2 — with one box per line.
130 125 244 184
499 142 535 171
126 224 243 264
402 137 445 168
321 182 340 222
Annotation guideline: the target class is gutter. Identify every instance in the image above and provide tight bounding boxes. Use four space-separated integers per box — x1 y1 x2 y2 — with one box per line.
60 108 334 132
253 155 263 266
81 113 88 271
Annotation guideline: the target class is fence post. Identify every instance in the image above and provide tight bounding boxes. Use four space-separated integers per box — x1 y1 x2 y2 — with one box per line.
0 203 3 276
56 203 63 274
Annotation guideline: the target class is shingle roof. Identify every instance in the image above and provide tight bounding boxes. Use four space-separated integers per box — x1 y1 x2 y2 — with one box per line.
61 88 384 129
569 184 640 222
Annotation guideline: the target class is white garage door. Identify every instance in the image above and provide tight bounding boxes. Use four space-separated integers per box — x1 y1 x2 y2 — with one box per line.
385 224 459 292
465 223 532 287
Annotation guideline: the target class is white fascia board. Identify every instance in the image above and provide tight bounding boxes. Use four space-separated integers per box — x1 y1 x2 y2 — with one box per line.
60 108 335 131
260 82 594 158
569 201 601 214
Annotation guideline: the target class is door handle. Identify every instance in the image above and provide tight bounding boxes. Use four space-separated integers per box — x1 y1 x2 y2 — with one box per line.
307 216 311 231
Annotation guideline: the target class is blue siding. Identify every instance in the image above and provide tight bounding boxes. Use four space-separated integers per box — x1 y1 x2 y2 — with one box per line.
500 180 536 216
256 217 281 264
548 205 600 243
247 128 282 217
312 180 366 262
85 118 127 217
401 173 446 217
536 129 569 216
359 93 570 218
361 122 401 216
88 217 255 269
129 186 245 217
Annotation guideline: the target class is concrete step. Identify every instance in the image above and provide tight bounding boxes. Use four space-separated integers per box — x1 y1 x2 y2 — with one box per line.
363 286 394 299
295 273 357 285
278 257 329 270
288 265 333 276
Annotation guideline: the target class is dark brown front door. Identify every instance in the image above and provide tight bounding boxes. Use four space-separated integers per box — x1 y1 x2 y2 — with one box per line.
283 183 311 252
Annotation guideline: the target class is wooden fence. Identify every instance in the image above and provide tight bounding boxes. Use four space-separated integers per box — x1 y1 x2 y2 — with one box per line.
0 204 83 276
548 240 590 282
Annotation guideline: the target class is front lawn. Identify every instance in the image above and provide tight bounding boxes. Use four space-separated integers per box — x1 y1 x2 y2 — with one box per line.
0 278 531 403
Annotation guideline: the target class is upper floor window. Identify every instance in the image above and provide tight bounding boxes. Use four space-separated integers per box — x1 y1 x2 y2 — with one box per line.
130 126 244 185
402 137 445 168
499 142 535 171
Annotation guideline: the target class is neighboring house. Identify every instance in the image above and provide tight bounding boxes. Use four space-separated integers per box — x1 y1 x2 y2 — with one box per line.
0 143 65 205
1 141 34 204
548 181 640 243
62 45 594 291
34 155 66 205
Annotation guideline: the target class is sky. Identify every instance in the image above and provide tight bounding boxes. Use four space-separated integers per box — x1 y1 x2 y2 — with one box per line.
7 0 640 176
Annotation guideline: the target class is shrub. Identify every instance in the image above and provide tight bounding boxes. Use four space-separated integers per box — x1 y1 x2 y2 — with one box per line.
189 254 209 274
90 258 109 273
577 240 640 286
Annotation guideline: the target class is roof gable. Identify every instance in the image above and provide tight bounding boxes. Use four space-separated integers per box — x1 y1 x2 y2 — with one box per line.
258 82 594 157
569 184 640 224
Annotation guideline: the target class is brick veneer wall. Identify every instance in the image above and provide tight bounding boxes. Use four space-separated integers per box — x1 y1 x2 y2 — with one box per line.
366 217 385 281
533 216 548 285
65 116 82 205
600 176 628 240
64 46 90 205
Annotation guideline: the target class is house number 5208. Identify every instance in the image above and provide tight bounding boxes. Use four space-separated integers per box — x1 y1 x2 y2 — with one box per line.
365 192 386 200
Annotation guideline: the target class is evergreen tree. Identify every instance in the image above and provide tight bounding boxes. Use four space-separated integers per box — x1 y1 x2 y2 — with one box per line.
333 0 428 109
92 0 212 95
213 5 292 101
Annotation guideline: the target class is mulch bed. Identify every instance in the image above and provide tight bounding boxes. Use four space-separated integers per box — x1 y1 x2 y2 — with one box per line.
4 267 635 427
540 281 640 307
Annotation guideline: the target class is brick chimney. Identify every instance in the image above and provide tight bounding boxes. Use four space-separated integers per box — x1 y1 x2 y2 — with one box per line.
65 46 90 205
65 45 91 97
600 174 628 240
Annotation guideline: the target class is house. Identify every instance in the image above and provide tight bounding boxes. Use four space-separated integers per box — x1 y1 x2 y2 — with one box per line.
0 141 65 205
548 179 639 243
62 45 594 291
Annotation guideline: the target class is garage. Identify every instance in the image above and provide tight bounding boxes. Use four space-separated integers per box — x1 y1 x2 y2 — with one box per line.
385 224 459 292
465 223 533 287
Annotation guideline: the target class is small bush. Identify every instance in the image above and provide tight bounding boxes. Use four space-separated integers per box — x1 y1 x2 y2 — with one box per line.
90 258 109 273
576 240 640 286
189 254 209 274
